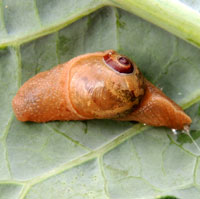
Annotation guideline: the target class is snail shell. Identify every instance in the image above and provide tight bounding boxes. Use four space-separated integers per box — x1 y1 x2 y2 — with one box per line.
12 50 191 130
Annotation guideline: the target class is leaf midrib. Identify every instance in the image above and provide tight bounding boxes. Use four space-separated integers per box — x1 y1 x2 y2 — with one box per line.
0 4 106 48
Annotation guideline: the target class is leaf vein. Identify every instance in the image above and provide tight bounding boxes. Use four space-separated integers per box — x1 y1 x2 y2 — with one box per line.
45 124 92 152
193 157 199 185
32 0 43 27
167 134 197 157
0 0 8 34
28 124 146 186
98 155 110 199
0 4 105 47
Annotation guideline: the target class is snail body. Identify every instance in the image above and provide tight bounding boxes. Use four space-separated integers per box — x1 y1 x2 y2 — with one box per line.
12 50 191 130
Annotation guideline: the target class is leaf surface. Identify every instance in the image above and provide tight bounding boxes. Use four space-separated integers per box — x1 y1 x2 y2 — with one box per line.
0 2 200 199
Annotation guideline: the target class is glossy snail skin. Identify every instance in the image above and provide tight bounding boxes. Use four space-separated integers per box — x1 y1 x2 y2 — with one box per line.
119 80 191 130
12 50 144 122
12 50 191 130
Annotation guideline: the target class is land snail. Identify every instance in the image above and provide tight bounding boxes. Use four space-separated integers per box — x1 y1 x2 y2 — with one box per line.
12 50 191 130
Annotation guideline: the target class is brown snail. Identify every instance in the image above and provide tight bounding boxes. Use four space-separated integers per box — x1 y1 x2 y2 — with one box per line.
12 50 191 130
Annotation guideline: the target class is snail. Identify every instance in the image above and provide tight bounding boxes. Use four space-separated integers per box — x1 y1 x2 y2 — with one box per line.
12 50 191 130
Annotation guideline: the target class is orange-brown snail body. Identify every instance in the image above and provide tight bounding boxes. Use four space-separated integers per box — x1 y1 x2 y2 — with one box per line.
12 50 191 130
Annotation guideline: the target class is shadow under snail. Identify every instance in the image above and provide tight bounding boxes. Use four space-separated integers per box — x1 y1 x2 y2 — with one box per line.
12 50 192 130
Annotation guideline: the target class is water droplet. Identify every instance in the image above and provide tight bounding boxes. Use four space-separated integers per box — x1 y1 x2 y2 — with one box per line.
171 128 178 135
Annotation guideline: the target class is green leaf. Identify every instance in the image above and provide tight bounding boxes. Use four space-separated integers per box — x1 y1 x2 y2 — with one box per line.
158 196 179 199
109 0 200 48
0 2 200 199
